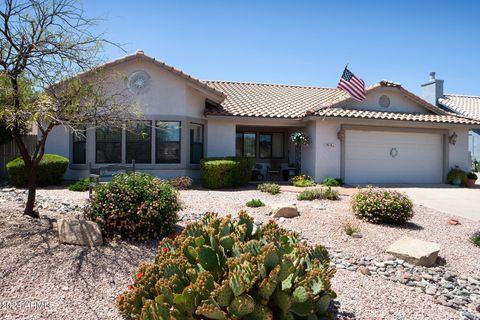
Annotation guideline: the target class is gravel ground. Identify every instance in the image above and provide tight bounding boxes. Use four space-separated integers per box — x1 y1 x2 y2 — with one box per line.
180 187 480 277
0 185 478 319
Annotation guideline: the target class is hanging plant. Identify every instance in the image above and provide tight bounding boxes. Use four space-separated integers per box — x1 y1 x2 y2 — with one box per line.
290 131 310 146
290 131 310 173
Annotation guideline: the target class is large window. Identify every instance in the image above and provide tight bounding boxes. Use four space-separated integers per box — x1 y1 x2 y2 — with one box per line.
236 132 256 157
259 133 284 159
190 123 204 164
126 121 152 164
72 126 86 164
96 127 122 163
156 121 181 163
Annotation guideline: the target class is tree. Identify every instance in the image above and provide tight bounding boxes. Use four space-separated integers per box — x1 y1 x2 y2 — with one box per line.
0 0 135 217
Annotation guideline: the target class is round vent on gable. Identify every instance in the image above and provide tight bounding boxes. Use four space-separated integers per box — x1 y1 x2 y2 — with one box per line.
128 70 151 95
379 95 390 108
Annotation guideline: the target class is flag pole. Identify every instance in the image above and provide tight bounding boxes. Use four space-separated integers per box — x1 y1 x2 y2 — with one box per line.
345 62 349 70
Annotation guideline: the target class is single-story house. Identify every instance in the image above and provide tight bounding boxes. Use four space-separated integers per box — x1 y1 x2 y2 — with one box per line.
43 50 480 184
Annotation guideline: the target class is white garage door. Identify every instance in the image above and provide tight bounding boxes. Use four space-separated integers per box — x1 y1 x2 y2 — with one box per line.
344 130 443 184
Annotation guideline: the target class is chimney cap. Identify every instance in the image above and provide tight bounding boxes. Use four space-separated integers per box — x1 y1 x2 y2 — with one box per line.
429 72 436 80
135 49 145 56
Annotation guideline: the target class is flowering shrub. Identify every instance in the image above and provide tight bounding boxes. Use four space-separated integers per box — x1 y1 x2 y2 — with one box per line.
117 212 336 319
291 174 316 187
85 173 181 240
169 176 193 190
297 187 339 201
351 188 413 224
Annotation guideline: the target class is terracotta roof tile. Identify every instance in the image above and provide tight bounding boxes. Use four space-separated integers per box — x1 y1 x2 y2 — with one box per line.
204 81 347 118
438 94 480 120
314 108 480 125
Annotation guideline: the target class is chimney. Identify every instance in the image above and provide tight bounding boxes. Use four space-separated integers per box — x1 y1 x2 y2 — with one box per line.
421 72 444 106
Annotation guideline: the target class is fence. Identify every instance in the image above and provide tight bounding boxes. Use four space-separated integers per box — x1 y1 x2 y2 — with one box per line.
0 135 37 177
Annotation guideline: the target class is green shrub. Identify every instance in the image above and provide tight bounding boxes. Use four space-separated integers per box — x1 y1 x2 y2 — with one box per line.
467 172 478 180
169 176 193 190
200 157 254 189
68 178 90 192
297 187 339 201
117 212 336 319
322 177 342 187
351 188 414 224
85 173 181 240
257 183 281 194
246 199 265 208
471 233 480 247
447 168 467 185
297 189 321 201
6 154 68 187
290 174 316 187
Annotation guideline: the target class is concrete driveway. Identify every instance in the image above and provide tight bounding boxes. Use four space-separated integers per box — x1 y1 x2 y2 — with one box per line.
392 185 480 222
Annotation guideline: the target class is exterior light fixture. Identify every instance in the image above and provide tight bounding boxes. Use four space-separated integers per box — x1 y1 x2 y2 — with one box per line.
449 132 458 145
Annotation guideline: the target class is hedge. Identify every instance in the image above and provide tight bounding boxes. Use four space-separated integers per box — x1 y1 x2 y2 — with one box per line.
6 154 69 187
200 157 254 189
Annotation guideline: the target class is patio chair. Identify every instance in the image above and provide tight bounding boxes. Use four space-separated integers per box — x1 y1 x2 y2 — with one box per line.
267 159 282 181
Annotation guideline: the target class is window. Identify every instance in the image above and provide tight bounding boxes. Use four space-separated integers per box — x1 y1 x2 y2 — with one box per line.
96 127 122 163
190 123 204 164
72 126 86 164
259 133 284 158
126 121 152 164
236 132 256 157
156 121 181 163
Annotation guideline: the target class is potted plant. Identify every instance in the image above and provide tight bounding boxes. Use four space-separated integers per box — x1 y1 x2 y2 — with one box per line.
447 167 467 186
467 172 478 188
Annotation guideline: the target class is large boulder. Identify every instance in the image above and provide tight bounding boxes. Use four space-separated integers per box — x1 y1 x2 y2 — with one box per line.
386 236 440 267
271 203 299 218
58 219 103 246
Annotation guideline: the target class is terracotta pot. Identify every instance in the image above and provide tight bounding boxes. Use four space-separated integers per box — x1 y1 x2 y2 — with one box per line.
467 179 477 188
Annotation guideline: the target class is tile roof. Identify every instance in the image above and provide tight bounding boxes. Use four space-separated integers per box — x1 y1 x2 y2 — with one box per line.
204 81 348 118
438 94 480 120
313 108 480 125
83 51 226 100
308 80 449 116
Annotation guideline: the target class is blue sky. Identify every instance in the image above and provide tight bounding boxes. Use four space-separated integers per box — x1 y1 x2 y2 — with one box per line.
83 0 479 95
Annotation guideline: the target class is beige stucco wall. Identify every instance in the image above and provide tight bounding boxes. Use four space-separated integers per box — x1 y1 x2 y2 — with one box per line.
45 57 215 180
347 88 432 114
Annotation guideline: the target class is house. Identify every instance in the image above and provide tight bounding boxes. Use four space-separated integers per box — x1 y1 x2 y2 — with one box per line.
44 51 480 184
436 92 480 161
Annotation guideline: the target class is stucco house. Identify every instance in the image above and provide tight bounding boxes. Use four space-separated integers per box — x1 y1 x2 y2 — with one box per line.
44 50 480 184
436 94 480 161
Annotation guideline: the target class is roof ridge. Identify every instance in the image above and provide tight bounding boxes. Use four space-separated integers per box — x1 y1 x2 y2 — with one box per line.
205 80 339 90
444 93 480 98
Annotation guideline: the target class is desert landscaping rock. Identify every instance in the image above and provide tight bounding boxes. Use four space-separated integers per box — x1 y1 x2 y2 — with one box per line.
1 186 479 319
57 219 103 246
386 236 441 267
270 203 299 218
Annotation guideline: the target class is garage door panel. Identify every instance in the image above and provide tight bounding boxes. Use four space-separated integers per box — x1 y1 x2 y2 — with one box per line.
344 130 443 184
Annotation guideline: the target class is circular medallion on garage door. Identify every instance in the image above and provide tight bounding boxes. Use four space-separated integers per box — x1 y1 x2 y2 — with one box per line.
128 70 151 95
379 95 390 108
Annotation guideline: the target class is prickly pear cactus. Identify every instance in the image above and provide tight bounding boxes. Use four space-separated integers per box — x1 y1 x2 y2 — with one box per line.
117 211 336 319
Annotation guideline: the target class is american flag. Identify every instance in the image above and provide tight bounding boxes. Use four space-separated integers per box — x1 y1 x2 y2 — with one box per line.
337 67 366 101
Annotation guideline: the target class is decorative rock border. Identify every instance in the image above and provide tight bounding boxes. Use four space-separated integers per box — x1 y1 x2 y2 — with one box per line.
330 250 480 319
0 188 83 214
